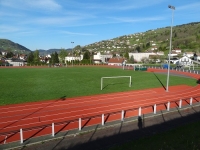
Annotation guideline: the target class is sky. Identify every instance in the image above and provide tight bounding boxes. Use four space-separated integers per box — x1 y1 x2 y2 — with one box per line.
0 0 200 51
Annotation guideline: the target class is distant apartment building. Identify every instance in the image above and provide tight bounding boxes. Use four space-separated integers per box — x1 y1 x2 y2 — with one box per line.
128 52 164 62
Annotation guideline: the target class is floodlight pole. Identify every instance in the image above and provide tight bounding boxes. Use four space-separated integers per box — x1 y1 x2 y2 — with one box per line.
71 42 74 67
166 5 175 92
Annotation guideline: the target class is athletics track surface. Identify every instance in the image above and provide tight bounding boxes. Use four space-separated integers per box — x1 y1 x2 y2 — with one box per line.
0 68 200 144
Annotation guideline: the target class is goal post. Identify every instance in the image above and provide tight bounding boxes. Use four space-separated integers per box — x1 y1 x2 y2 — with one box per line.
101 76 132 90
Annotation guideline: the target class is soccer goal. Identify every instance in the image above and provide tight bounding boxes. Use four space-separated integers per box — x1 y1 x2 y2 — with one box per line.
101 76 132 90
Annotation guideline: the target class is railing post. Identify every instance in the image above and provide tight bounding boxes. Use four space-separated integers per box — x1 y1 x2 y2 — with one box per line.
138 107 141 116
167 102 170 111
121 110 124 121
179 99 182 108
190 97 193 105
154 104 156 114
102 114 104 126
20 128 23 144
79 118 81 131
4 136 7 144
52 123 55 137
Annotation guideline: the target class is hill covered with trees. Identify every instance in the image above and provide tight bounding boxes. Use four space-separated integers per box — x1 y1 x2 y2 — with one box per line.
0 39 31 53
84 22 200 54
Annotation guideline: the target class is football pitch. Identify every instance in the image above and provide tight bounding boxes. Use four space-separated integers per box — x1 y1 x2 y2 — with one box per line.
0 67 197 105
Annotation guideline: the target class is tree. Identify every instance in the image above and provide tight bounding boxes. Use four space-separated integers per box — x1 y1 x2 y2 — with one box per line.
33 50 40 64
27 52 34 64
136 46 141 52
5 51 14 58
82 47 87 52
143 44 146 49
146 42 150 48
83 50 90 59
174 32 177 38
50 52 59 65
59 49 67 64
129 55 134 63
54 52 59 64
50 53 55 65
124 52 129 59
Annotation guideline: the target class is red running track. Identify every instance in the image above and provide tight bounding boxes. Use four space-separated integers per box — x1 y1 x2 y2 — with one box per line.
0 68 200 144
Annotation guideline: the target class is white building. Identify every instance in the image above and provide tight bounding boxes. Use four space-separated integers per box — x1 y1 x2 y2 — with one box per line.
93 52 112 64
176 56 193 66
128 52 164 62
6 59 25 66
65 55 83 63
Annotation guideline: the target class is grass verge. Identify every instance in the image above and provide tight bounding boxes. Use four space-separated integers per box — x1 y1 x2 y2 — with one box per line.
109 120 200 150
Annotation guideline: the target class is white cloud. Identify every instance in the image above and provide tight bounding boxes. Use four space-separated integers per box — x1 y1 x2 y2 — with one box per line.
1 0 61 11
68 0 165 11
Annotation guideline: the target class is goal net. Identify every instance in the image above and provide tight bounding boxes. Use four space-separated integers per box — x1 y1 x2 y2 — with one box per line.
101 76 132 90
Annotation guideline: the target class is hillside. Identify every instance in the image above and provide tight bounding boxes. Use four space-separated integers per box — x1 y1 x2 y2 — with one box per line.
0 39 31 53
1 22 200 55
38 48 72 55
84 22 200 54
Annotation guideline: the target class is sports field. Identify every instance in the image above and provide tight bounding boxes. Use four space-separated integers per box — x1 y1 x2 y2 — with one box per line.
0 66 197 105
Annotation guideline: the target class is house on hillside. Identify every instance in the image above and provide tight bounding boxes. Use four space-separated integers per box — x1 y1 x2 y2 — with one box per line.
107 57 124 66
93 52 112 64
1 51 7 56
172 48 182 54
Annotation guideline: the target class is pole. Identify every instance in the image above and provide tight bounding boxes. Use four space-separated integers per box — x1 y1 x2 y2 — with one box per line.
71 42 74 67
166 5 175 92
101 77 103 90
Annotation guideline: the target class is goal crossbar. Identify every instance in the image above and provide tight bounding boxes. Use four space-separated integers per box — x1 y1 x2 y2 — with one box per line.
101 76 131 90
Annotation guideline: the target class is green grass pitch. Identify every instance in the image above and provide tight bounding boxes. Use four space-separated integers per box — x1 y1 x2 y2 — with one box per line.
0 67 197 105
